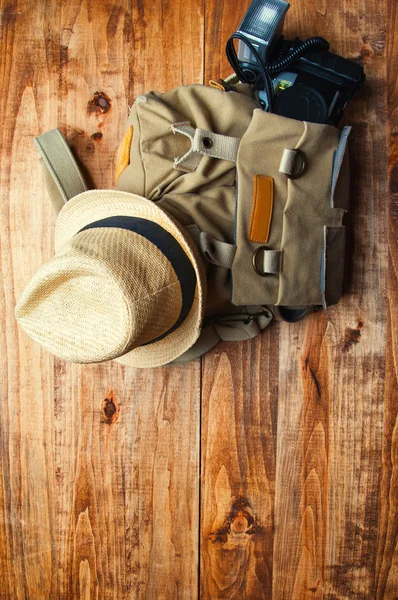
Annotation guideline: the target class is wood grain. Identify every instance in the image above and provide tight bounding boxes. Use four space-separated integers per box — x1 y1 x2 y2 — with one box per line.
52 363 200 599
271 1 391 598
0 2 58 597
201 7 279 598
201 0 396 599
200 338 278 600
376 0 398 597
0 1 202 598
272 313 330 600
203 0 252 83
0 0 397 599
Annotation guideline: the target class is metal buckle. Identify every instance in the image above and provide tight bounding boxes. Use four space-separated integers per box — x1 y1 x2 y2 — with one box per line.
252 246 268 277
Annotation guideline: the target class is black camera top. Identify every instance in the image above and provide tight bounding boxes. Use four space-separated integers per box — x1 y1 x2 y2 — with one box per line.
226 0 365 125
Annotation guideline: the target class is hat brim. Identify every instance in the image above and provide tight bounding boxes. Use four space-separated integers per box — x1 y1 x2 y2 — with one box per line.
55 190 206 368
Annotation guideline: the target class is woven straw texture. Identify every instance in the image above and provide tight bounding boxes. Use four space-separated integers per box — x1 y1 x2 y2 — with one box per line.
16 190 206 368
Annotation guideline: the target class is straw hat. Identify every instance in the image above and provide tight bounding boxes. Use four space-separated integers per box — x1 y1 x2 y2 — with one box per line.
15 190 206 368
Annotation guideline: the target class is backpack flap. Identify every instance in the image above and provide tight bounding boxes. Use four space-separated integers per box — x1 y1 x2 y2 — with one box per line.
231 109 350 308
115 84 258 200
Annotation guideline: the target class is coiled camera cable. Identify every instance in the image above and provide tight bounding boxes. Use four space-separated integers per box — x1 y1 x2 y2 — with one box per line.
226 34 330 111
226 32 275 108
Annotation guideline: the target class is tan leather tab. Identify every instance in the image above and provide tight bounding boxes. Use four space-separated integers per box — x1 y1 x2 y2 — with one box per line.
115 125 133 182
208 78 232 91
248 175 274 244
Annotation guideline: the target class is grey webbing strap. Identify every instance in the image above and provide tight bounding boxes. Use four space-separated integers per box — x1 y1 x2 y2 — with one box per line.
279 148 306 179
168 310 272 364
215 311 272 341
253 248 283 275
279 149 299 176
168 325 221 365
261 250 282 274
184 226 237 270
199 232 237 269
34 129 88 213
186 226 280 275
172 122 240 172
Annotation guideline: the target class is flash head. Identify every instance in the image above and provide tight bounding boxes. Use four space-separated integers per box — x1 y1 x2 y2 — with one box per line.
237 0 290 67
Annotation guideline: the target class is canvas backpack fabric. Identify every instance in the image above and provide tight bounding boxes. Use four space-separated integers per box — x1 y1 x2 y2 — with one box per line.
114 82 350 362
26 81 351 365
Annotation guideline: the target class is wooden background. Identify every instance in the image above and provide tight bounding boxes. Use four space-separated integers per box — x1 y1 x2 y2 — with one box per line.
0 0 397 598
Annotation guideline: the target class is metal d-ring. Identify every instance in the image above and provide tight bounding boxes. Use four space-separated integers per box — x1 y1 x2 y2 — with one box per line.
286 149 306 180
252 246 268 277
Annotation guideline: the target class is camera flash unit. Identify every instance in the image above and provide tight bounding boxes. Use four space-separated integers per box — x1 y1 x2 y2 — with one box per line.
237 0 290 74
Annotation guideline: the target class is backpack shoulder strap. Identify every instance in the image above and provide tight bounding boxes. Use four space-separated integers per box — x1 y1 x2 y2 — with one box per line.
169 325 221 365
34 128 88 214
168 309 272 365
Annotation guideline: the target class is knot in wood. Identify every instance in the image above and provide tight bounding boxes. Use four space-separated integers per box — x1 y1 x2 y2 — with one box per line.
230 513 249 534
101 391 119 425
87 91 112 115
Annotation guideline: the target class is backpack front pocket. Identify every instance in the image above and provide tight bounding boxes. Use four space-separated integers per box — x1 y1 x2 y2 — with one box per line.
231 109 349 308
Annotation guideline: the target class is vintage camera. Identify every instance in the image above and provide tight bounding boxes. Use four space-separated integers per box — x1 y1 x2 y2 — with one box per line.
226 0 365 125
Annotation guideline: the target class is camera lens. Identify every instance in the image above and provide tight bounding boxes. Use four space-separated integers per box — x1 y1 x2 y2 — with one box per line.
273 83 328 123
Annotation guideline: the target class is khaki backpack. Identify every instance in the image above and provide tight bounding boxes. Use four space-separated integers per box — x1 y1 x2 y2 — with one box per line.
34 81 351 364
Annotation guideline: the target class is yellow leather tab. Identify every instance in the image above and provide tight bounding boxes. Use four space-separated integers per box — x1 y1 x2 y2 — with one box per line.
208 79 231 91
248 175 274 244
115 125 133 182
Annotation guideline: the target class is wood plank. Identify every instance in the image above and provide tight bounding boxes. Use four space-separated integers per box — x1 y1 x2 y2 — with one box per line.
56 0 204 593
375 0 398 596
202 0 395 599
273 313 330 600
203 0 251 84
272 1 391 598
201 7 279 598
200 340 278 599
0 2 60 597
0 1 203 598
53 363 201 599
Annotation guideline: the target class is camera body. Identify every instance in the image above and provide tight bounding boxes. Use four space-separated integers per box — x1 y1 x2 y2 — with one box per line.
255 39 365 125
231 0 365 125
